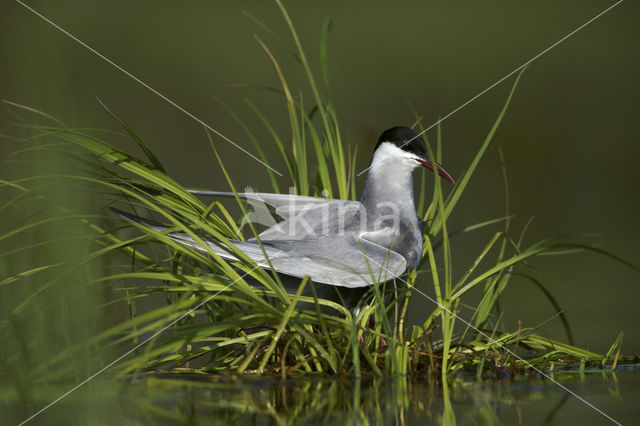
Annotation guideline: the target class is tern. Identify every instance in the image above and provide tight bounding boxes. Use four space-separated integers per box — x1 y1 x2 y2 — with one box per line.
114 126 454 307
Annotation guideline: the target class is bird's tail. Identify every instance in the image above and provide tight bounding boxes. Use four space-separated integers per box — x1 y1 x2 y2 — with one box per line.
109 207 275 265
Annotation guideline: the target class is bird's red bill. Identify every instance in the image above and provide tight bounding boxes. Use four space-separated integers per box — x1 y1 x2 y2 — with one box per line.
415 159 455 184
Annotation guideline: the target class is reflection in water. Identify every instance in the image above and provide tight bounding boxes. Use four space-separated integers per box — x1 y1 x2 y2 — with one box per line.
4 370 639 424
112 370 638 424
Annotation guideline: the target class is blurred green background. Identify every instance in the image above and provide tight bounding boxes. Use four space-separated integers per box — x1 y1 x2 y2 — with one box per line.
1 0 638 358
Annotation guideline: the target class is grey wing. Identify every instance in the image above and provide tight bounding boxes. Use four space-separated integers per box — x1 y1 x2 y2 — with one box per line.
258 235 407 288
171 233 406 288
113 208 405 288
187 190 355 219
256 202 362 241
156 233 405 288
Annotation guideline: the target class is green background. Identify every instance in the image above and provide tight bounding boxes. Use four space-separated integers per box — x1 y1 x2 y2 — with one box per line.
2 0 638 355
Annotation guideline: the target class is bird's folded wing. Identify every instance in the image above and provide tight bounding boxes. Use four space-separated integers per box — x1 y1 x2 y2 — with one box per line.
255 202 362 241
169 233 406 288
263 236 407 288
187 190 356 219
112 208 406 288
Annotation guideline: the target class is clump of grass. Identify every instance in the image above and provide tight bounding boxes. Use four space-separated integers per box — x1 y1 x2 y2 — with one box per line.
1 2 638 392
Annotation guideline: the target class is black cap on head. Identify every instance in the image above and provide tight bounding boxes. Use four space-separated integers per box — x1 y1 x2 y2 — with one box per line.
375 126 427 159
373 126 456 184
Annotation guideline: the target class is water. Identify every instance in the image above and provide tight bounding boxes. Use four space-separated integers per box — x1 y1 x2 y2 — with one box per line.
6 369 638 425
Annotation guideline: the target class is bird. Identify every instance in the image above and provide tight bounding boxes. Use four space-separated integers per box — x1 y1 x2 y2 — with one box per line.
113 126 454 310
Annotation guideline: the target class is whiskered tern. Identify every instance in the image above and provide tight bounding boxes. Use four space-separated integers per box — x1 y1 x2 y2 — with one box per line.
113 126 454 304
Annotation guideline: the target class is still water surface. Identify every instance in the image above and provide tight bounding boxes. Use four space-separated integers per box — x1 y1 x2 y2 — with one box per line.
7 369 638 425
